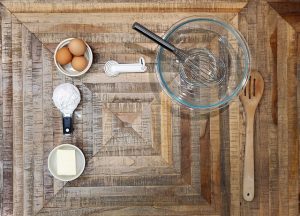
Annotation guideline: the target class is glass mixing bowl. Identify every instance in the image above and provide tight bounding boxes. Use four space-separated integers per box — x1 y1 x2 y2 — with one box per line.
156 17 250 111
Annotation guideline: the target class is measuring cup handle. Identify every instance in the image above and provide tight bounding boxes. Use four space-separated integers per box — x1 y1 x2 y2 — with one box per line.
132 22 176 52
63 116 73 134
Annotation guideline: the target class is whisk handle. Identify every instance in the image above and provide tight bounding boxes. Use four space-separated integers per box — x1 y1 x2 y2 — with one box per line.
132 22 176 52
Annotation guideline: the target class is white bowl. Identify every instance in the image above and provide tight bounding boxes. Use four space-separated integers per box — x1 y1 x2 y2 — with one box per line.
54 38 93 77
48 144 85 181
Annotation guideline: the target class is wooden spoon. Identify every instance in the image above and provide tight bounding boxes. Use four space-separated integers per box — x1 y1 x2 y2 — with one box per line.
239 70 264 201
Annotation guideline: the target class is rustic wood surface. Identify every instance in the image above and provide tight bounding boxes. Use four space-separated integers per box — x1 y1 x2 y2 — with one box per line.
0 0 299 215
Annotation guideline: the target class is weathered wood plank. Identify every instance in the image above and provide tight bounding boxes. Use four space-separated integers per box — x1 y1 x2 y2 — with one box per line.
41 46 54 203
14 13 235 35
92 93 103 155
84 73 159 84
37 205 217 216
22 25 33 216
228 98 240 216
297 33 300 216
268 11 280 216
277 18 299 216
82 85 93 158
200 117 211 203
45 186 205 208
31 33 44 215
181 109 191 184
11 15 23 216
74 156 176 177
256 3 271 215
150 98 161 154
1 1 247 14
0 6 3 215
277 18 290 216
219 107 231 215
69 174 184 187
189 111 201 193
209 112 221 211
0 4 13 216
268 2 300 32
160 93 172 164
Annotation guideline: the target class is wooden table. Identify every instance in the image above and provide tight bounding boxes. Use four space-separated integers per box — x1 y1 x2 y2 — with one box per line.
0 0 299 215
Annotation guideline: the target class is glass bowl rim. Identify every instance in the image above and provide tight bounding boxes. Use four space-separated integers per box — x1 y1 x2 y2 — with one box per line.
155 16 251 110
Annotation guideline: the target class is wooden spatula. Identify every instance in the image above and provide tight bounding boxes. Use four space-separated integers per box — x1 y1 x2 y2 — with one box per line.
239 70 264 201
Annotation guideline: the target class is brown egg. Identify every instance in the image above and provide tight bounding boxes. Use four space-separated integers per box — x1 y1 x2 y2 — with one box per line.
56 47 72 65
68 38 87 56
72 56 88 72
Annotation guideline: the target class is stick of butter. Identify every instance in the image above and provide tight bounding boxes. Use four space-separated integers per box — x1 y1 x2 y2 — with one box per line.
57 149 77 176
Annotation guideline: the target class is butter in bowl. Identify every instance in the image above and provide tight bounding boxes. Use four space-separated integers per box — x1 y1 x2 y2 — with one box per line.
48 144 85 181
54 38 93 77
56 149 77 176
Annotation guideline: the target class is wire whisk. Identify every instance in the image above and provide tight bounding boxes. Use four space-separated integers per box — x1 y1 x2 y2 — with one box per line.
132 22 226 86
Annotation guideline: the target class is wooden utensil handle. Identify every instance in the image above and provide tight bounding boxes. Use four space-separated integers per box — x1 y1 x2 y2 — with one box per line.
243 113 255 201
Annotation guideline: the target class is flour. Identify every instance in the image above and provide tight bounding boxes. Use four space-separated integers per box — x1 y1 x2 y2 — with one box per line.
52 83 81 116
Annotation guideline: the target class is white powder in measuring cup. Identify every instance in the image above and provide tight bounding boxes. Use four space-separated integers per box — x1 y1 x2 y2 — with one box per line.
52 83 81 116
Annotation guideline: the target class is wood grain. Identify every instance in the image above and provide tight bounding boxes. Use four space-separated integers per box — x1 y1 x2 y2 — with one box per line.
22 25 33 216
268 2 300 32
0 1 248 13
277 17 298 216
0 5 13 216
297 32 300 216
12 14 23 216
0 0 299 215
